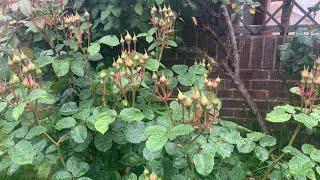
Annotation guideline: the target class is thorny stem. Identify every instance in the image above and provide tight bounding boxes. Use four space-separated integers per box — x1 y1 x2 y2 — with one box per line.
263 123 302 179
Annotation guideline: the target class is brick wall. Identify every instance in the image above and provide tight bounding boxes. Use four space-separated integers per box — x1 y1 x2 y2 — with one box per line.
164 26 298 123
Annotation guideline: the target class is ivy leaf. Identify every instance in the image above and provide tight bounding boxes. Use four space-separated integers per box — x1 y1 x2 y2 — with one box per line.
146 35 154 43
55 117 77 130
13 102 26 120
18 0 32 16
289 154 315 175
88 43 100 56
172 64 188 74
94 132 112 152
145 59 160 72
71 125 87 143
146 134 168 152
120 108 144 122
99 35 120 47
0 102 7 113
254 146 269 161
9 140 35 165
66 156 90 177
259 135 277 147
134 2 143 15
124 122 148 144
266 110 291 123
169 124 194 137
294 113 318 129
178 72 195 86
94 111 116 134
52 171 72 180
52 60 70 77
194 153 215 176
28 89 48 101
25 126 47 139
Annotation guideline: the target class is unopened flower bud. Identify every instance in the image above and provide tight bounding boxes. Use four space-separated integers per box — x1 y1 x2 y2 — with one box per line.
151 6 157 14
84 10 90 18
120 35 125 45
36 68 42 75
12 54 21 64
184 97 193 107
121 52 127 59
9 74 20 84
301 70 309 78
159 75 167 84
125 31 132 44
20 52 27 60
22 66 28 74
144 169 150 176
117 56 123 64
149 172 157 180
143 51 149 60
100 71 107 78
212 98 219 105
177 89 186 102
200 94 209 107
216 76 221 84
132 33 137 43
27 62 36 72
7 58 13 66
152 72 158 81
126 59 134 67
191 89 200 101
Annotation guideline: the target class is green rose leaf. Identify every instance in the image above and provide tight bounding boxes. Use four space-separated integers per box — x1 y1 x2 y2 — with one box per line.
99 35 120 47
168 40 178 47
52 171 72 180
94 132 112 152
28 89 48 101
146 134 168 152
237 139 256 154
0 101 7 113
120 108 144 122
169 124 194 137
94 111 116 134
294 113 318 129
288 154 315 175
302 144 317 155
259 135 277 147
71 60 84 77
247 132 264 141
145 125 167 136
266 110 291 123
88 43 100 56
52 60 70 77
254 146 269 161
9 140 35 165
178 72 195 86
13 102 26 120
145 59 160 72
25 125 47 139
55 117 77 130
71 125 87 143
282 145 301 155
60 102 79 116
124 122 148 144
66 156 90 177
194 152 215 176
134 2 143 15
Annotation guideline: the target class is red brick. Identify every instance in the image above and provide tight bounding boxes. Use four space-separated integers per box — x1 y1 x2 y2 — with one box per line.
240 70 269 80
263 35 277 69
220 108 234 117
251 80 285 90
222 99 248 109
217 90 233 98
251 36 265 69
239 36 251 69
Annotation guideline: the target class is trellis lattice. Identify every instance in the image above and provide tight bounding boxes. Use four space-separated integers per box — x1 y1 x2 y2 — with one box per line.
237 0 320 35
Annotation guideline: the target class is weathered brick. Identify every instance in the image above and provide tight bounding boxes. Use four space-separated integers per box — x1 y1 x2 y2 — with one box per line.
240 70 269 80
251 36 265 69
220 108 235 117
263 35 277 69
239 36 251 69
251 80 285 90
222 99 248 109
217 90 233 98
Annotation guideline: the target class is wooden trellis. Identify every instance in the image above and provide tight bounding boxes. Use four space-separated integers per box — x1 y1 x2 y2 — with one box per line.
237 0 320 35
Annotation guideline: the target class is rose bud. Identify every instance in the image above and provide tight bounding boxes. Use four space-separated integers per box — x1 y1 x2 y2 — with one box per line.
99 71 107 78
159 75 167 84
125 31 132 44
191 89 200 101
142 50 149 61
152 72 158 81
200 93 209 107
183 97 193 107
177 89 186 102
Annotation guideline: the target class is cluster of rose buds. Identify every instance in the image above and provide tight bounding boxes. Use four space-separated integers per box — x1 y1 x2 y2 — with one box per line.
106 32 149 101
152 73 172 106
7 51 40 89
299 59 320 108
176 64 221 129
64 13 81 25
150 4 176 48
